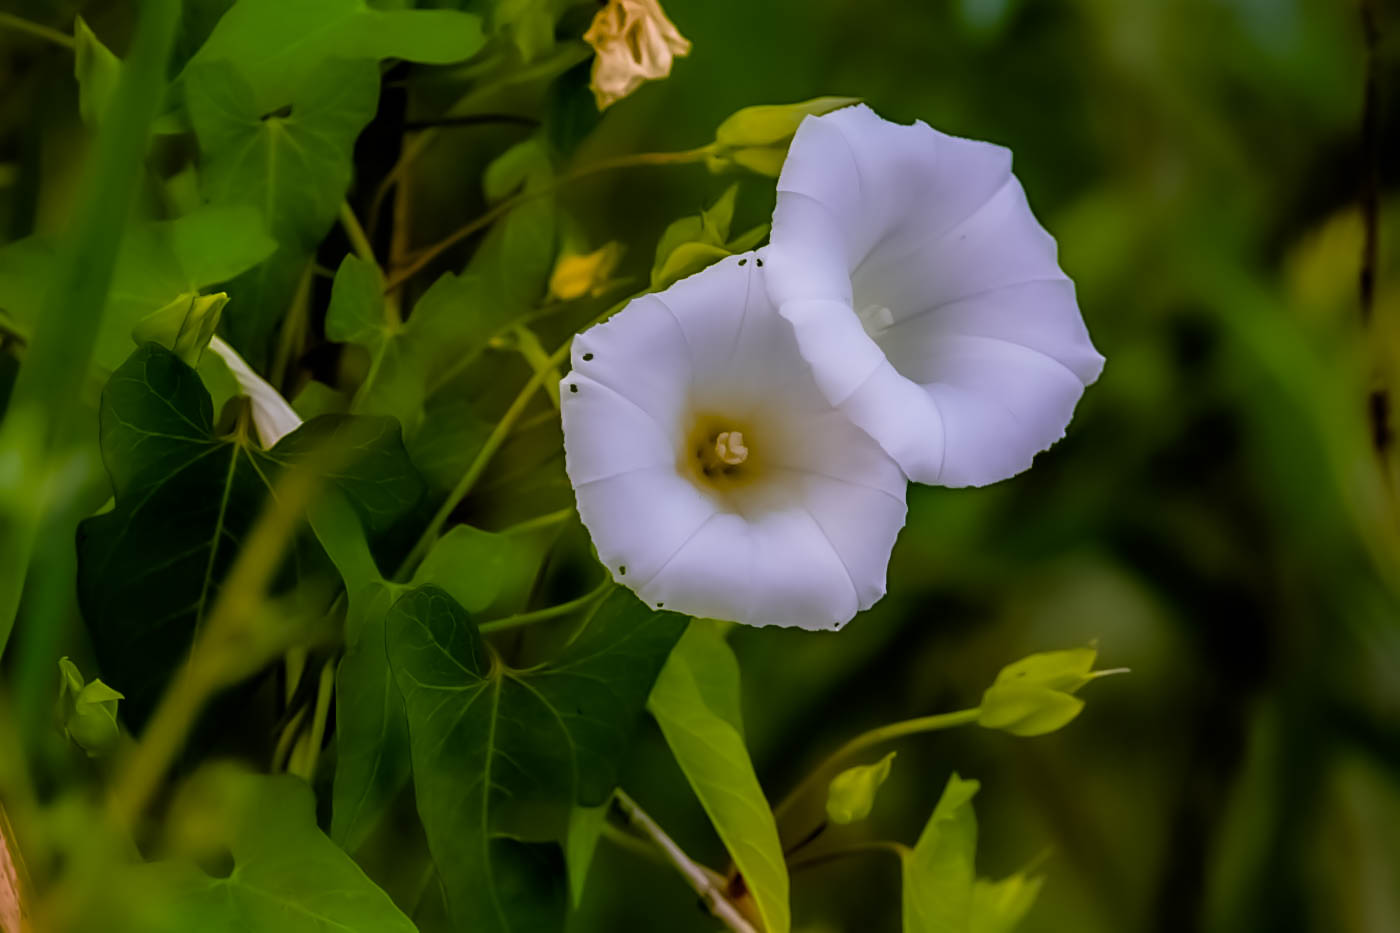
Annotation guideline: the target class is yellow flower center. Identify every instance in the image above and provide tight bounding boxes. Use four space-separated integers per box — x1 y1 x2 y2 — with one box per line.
682 414 761 497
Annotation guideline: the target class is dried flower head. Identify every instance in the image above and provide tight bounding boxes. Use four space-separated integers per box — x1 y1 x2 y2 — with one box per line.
584 0 692 110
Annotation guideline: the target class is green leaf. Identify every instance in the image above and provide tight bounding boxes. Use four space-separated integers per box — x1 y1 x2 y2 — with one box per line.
650 186 766 289
74 17 122 127
217 246 309 371
827 751 896 824
564 803 608 908
647 623 790 933
77 344 422 726
188 60 379 250
977 645 1125 737
326 258 531 431
154 770 418 932
182 0 486 111
0 206 276 373
970 872 1044 933
389 584 685 931
330 499 551 852
902 774 980 933
411 524 549 616
332 577 409 852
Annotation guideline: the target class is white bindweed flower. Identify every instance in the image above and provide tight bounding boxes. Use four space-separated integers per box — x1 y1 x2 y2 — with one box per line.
208 336 302 448
561 252 907 630
765 104 1105 487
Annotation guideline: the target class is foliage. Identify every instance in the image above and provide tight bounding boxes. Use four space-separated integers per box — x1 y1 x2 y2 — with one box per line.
0 1 1391 932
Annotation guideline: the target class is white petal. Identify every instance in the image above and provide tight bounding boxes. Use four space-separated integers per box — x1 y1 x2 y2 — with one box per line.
639 507 859 630
573 466 717 586
765 105 1101 487
777 471 906 611
209 336 302 448
559 372 675 485
570 296 692 433
921 335 1089 487
561 255 908 629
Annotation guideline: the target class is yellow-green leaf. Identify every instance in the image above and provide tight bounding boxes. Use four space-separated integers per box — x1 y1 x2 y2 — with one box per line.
827 751 896 824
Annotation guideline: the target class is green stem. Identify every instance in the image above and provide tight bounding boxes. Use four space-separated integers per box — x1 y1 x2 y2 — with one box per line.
787 840 907 874
0 11 75 49
339 201 383 280
773 707 982 823
392 297 628 581
383 147 713 292
499 507 574 535
613 789 757 933
289 658 336 780
0 0 179 663
511 323 562 410
479 579 610 634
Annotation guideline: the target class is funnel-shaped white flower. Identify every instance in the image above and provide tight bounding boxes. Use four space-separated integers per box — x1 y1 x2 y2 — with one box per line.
765 104 1104 487
561 253 907 630
208 336 302 448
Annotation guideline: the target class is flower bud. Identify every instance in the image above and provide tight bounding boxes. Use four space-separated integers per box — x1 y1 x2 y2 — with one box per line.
57 657 123 757
132 291 229 366
826 751 896 824
706 97 861 176
978 646 1126 737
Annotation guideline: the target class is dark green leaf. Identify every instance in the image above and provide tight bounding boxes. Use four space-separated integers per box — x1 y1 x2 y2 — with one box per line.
389 584 685 931
188 60 379 250
77 344 421 725
182 0 486 111
150 771 418 932
0 206 276 373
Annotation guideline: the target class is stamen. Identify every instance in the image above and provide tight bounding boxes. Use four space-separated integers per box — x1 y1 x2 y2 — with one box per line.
856 303 895 337
714 431 748 465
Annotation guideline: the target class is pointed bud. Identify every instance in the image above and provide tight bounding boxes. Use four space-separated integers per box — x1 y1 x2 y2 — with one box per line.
978 645 1127 737
826 751 896 824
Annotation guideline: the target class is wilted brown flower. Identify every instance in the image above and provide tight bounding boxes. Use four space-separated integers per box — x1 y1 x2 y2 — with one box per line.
583 0 692 110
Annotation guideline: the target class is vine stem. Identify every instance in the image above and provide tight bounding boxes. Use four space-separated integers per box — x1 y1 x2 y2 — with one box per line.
382 147 712 292
772 707 982 823
0 12 74 50
392 296 630 581
613 789 758 933
478 579 611 634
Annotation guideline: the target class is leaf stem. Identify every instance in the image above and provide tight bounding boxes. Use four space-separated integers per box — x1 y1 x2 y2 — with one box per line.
498 507 574 535
382 147 713 292
392 296 628 581
511 324 562 410
787 840 907 875
0 12 75 50
478 579 611 634
338 201 382 279
289 656 337 780
392 338 569 580
773 707 981 823
613 789 759 933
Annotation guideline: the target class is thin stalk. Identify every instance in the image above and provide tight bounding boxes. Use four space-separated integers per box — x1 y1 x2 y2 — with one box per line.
787 840 906 875
499 507 574 535
383 147 712 292
393 338 570 580
0 12 74 49
289 658 336 780
773 707 981 822
613 790 758 933
339 201 383 279
392 297 628 580
478 579 611 634
511 324 562 410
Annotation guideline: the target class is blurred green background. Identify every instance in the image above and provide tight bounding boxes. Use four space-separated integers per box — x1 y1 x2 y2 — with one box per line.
563 1 1400 931
3 0 1399 931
